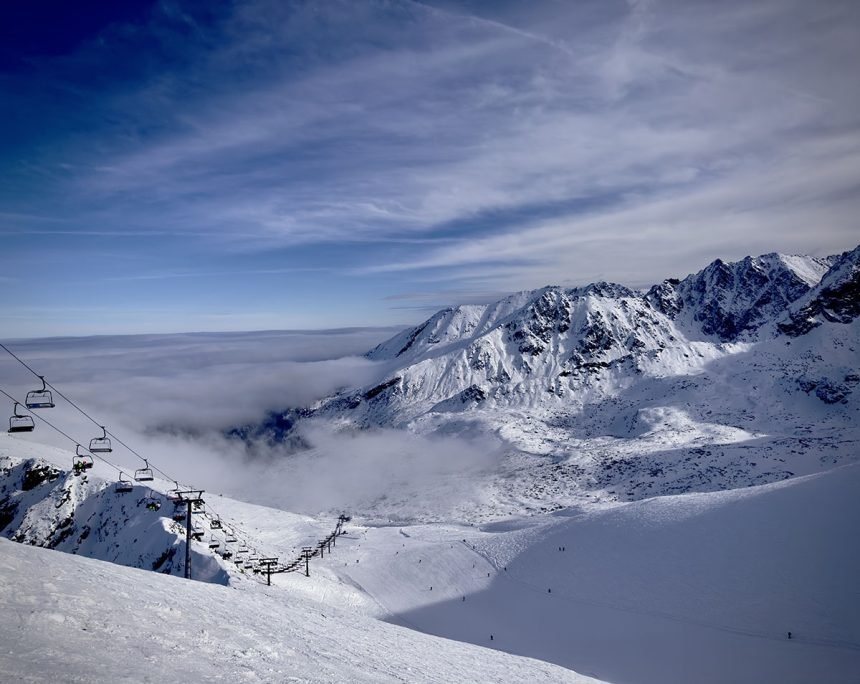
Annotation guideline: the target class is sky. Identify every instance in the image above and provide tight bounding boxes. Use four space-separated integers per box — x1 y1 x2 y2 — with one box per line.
1 0 859 337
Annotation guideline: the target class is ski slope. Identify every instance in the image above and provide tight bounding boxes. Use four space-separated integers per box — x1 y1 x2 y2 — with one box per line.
332 464 860 684
0 538 604 684
3 437 860 682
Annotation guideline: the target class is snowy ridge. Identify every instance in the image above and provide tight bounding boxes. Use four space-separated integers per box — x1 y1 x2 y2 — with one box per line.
0 442 229 583
0 435 339 585
649 251 835 341
778 244 860 337
237 247 860 521
342 250 855 426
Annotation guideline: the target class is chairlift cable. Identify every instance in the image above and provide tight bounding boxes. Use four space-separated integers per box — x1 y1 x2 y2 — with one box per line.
0 344 268 566
3 381 270 576
0 342 43 379
0 343 184 483
0 387 133 481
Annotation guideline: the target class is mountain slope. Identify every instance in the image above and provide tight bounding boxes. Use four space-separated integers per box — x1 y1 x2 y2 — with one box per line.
338 463 860 684
238 246 860 522
0 538 603 684
0 435 338 585
331 249 856 427
648 252 834 340
778 244 860 337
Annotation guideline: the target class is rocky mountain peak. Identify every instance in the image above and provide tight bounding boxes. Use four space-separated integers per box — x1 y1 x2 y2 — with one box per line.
649 252 834 340
778 245 860 336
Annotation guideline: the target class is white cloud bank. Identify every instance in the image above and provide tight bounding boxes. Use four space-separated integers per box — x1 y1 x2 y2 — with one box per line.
0 329 500 518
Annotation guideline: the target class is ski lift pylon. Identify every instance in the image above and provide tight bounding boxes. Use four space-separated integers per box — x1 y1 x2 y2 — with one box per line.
25 376 55 409
89 426 112 453
134 459 154 482
7 403 34 433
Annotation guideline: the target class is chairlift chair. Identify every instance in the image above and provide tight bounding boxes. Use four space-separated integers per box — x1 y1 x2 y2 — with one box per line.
191 530 205 542
209 540 220 550
89 426 112 453
172 504 186 522
210 517 222 530
224 531 237 544
115 474 133 494
25 376 55 409
145 498 161 511
134 459 154 482
7 403 34 433
72 445 94 474
166 483 185 502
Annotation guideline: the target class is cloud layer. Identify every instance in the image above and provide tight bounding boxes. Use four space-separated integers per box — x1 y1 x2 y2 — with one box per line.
0 329 500 519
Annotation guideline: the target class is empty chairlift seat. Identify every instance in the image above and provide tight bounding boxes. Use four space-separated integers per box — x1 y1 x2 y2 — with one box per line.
89 426 112 453
7 403 34 433
25 377 55 409
115 475 133 493
134 460 155 482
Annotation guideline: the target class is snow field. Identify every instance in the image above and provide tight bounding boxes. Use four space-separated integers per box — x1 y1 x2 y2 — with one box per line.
0 538 604 684
329 464 860 684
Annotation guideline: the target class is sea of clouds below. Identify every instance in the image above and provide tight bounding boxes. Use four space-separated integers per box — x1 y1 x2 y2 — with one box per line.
0 329 501 517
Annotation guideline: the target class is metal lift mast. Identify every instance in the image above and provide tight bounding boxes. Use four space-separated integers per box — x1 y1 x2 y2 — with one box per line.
174 490 205 580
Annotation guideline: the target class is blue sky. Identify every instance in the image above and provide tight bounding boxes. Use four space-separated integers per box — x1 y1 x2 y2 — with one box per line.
1 0 858 337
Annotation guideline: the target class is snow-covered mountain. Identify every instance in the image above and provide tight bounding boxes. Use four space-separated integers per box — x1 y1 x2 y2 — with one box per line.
0 436 338 585
3 432 858 684
311 247 857 421
242 246 860 520
2 245 858 683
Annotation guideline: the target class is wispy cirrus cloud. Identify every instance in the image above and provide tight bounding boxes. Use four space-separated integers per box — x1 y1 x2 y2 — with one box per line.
1 0 858 334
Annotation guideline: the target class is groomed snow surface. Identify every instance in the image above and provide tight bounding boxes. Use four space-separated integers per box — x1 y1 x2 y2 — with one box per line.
339 464 860 683
0 539 601 684
2 435 859 683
